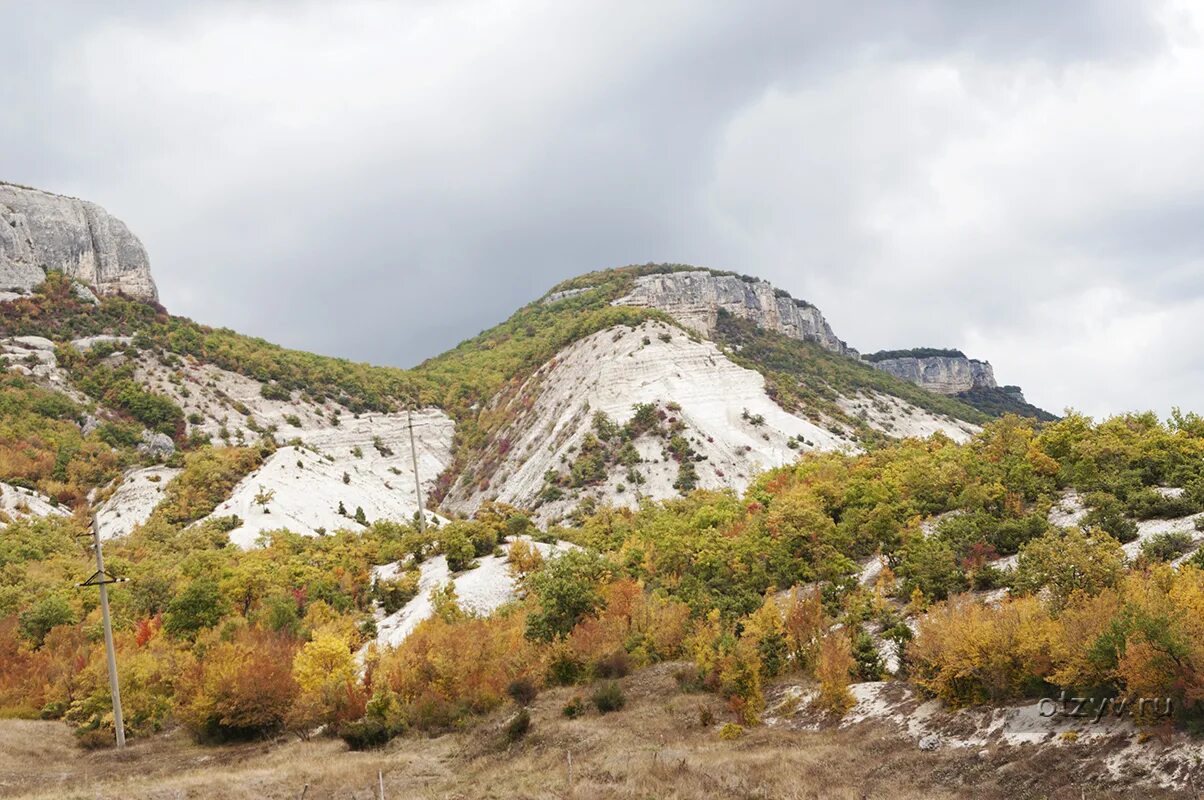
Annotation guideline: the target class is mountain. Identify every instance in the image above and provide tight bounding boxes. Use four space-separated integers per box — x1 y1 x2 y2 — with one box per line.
0 182 157 302
864 347 1057 421
7 185 1204 791
0 185 1051 536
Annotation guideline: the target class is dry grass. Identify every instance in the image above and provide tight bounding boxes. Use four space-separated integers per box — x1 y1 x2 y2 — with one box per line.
0 664 1192 799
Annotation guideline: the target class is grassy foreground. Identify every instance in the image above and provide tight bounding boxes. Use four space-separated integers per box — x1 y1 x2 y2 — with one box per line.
0 663 1181 800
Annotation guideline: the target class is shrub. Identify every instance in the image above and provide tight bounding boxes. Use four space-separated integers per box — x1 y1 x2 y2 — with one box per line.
506 677 538 707
375 571 420 614
289 632 364 732
504 708 531 742
164 578 226 640
593 649 631 679
909 595 1057 707
591 680 625 713
1013 528 1124 608
1139 531 1194 563
338 718 392 750
562 696 587 718
1082 493 1139 543
175 627 299 741
814 631 855 716
441 529 476 573
18 595 75 648
718 722 744 740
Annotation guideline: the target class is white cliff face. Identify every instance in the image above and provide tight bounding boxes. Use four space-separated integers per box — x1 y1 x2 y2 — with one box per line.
0 182 157 301
117 350 455 546
614 270 853 356
443 321 974 523
869 356 997 395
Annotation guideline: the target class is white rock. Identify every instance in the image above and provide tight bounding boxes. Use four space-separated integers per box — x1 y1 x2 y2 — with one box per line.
95 466 181 540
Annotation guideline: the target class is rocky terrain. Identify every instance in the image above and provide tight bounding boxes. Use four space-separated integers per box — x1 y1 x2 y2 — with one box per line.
866 347 1055 420
0 182 157 301
446 319 974 523
867 350 997 394
614 269 855 356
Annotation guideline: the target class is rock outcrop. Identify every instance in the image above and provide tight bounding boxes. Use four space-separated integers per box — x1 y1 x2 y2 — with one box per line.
0 182 157 301
614 270 854 356
868 353 997 395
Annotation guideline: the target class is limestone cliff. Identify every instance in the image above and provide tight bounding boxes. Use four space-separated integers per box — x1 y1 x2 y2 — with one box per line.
0 182 157 301
867 353 997 395
613 270 854 356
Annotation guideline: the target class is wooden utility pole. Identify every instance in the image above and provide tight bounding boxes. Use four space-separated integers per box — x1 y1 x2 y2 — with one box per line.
407 405 426 533
78 518 127 747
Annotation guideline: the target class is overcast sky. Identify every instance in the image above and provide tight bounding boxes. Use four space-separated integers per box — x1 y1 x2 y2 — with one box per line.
4 1 1203 418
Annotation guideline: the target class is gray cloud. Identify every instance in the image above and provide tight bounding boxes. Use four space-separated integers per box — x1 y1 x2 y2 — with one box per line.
2 0 1199 418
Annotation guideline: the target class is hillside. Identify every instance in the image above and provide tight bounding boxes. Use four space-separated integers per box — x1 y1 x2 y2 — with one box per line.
7 186 1204 795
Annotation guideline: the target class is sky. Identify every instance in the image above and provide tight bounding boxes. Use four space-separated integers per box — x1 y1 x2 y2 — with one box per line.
3 0 1203 419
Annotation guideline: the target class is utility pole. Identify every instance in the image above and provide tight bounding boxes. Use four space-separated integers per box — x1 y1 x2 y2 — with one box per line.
407 405 426 533
78 518 127 747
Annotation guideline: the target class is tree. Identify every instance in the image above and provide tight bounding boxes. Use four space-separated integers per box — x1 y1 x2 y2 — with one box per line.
253 485 275 514
164 578 227 640
18 595 75 648
176 627 299 741
441 528 476 573
814 630 855 716
289 631 363 732
525 550 610 641
1013 527 1124 608
506 538 544 581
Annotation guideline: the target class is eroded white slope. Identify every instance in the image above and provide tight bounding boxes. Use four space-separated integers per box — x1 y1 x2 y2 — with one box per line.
373 537 573 647
446 321 974 521
111 350 456 546
211 410 454 548
95 466 181 540
0 482 67 525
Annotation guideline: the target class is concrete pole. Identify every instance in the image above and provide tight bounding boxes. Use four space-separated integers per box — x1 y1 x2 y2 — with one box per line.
91 521 126 748
407 406 426 533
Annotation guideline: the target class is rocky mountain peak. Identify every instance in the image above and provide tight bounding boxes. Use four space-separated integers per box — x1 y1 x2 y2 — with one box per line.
0 181 157 302
864 349 997 395
613 269 855 356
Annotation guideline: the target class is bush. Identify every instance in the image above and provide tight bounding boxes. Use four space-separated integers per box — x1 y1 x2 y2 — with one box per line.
593 649 631 679
506 677 538 707
375 570 420 614
18 595 75 648
814 631 855 716
1139 531 1194 563
1013 528 1124 608
164 578 226 640
591 681 625 713
546 651 584 686
1128 488 1201 521
504 708 531 742
525 550 610 641
1082 493 1139 543
562 696 587 718
338 718 393 750
175 627 299 742
441 529 476 573
718 722 744 740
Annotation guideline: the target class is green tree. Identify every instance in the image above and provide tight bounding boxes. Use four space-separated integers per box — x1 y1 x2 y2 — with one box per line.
164 577 227 640
18 594 75 647
1013 527 1124 608
525 549 610 641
